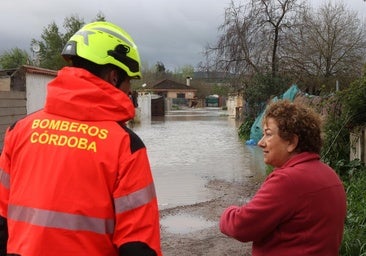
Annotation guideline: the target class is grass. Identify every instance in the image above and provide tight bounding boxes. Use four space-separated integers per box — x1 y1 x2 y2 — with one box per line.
339 160 366 255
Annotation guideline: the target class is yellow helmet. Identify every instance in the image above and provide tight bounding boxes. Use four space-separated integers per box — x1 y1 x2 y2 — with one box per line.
62 21 141 79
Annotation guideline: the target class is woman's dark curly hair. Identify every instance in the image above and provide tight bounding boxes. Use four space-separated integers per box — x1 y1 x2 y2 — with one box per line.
263 100 323 154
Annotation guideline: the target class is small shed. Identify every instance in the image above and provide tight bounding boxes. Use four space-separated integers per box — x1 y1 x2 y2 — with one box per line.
0 65 57 150
205 95 220 107
151 95 165 116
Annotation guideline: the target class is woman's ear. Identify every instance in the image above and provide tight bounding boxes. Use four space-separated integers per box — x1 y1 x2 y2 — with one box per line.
287 135 299 153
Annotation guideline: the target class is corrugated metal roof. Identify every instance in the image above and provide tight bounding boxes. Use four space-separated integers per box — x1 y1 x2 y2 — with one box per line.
0 65 57 77
20 65 57 76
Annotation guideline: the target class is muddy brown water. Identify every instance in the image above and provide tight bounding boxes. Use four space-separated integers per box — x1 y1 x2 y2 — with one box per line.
132 108 266 209
131 108 266 233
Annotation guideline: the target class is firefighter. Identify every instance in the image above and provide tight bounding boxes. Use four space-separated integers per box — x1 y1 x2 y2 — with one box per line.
0 21 162 256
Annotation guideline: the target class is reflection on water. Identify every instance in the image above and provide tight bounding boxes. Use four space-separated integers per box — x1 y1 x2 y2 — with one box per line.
131 108 266 210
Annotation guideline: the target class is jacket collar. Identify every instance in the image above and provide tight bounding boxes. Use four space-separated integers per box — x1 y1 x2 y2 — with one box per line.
280 152 320 169
44 67 135 122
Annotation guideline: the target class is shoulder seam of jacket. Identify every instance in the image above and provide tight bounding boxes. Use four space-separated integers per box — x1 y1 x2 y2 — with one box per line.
117 122 145 153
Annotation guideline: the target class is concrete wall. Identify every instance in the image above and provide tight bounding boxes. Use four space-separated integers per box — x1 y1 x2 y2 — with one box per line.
26 72 50 113
227 94 244 118
350 126 366 163
136 93 152 122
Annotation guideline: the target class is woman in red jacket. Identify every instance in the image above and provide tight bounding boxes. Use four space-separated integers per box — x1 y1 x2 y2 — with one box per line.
220 100 346 256
0 22 162 256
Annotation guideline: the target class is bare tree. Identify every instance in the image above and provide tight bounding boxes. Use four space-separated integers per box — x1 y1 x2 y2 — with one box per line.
211 0 264 78
284 2 366 91
204 0 305 116
208 0 304 80
256 0 303 77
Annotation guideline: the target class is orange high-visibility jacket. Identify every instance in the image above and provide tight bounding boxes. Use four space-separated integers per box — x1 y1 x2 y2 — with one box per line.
0 67 162 256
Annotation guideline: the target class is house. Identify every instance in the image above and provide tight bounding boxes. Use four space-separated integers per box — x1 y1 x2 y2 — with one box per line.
139 79 198 114
0 65 57 150
145 79 197 101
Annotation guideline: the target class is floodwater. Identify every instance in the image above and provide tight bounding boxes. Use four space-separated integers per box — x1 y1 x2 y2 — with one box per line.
132 108 266 211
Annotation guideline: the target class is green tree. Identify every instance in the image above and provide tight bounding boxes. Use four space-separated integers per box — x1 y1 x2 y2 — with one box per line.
154 61 171 80
155 61 166 73
0 48 30 69
32 21 66 70
211 84 230 97
321 71 366 167
179 65 194 80
62 15 85 47
32 15 85 70
32 13 105 70
341 75 366 127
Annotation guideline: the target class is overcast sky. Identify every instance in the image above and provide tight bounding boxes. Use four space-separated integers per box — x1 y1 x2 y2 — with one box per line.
0 0 365 71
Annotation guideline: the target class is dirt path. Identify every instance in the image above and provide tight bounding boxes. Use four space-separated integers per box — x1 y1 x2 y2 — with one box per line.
159 178 261 256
